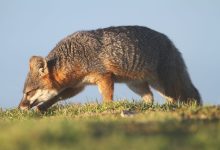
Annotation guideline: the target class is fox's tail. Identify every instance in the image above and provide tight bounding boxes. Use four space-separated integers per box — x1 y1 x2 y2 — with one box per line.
157 45 202 104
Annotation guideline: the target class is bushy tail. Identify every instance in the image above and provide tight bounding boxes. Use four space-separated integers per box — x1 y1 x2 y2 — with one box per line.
175 51 201 104
157 45 202 105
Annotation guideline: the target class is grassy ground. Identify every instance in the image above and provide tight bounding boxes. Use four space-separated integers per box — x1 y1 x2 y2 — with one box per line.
0 100 220 150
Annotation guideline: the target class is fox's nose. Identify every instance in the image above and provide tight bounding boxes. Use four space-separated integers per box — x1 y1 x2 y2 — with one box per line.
18 99 30 110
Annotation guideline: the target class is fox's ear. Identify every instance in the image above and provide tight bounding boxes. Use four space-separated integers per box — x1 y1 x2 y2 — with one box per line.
29 56 48 76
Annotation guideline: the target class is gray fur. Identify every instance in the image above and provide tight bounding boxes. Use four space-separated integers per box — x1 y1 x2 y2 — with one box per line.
46 25 201 104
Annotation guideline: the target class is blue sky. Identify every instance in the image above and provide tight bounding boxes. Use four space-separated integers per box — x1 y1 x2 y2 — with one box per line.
0 0 219 108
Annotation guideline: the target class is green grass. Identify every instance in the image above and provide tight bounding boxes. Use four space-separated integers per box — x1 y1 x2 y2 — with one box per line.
0 100 220 150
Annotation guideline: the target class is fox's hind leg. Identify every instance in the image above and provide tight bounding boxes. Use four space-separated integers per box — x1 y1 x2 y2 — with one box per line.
127 81 154 104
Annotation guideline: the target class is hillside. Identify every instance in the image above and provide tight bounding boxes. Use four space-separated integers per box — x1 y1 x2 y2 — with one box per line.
0 101 220 150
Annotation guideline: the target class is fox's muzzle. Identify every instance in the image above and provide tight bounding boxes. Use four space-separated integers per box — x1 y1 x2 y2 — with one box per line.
18 98 31 110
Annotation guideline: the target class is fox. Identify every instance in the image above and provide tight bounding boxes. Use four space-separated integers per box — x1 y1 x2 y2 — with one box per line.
18 25 201 111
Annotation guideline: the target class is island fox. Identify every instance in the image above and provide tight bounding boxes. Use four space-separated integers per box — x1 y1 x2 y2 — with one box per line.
18 26 201 111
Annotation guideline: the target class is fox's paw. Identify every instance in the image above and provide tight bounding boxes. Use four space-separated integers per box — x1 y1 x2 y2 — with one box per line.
35 105 48 113
143 94 154 105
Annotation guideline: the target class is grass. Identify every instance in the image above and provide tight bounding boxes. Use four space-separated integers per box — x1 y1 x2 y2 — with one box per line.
0 100 220 150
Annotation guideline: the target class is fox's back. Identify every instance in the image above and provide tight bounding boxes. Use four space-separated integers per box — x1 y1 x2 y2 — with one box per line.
98 26 170 78
47 26 177 81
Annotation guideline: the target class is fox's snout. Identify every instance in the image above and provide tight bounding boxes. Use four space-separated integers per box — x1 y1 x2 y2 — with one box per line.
18 98 30 110
18 89 59 110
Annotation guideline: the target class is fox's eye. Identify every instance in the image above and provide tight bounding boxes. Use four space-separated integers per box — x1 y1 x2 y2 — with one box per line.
26 91 30 96
26 90 35 97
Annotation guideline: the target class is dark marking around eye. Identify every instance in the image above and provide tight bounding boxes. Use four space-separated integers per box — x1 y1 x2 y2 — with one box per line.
26 90 37 97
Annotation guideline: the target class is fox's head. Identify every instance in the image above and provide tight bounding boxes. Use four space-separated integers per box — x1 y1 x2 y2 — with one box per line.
18 56 59 110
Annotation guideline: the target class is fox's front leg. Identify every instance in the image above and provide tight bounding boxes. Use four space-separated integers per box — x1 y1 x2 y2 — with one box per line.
37 86 84 111
96 73 114 103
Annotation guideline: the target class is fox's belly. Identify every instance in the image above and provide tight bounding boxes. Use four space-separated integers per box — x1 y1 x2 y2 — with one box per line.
106 63 157 83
